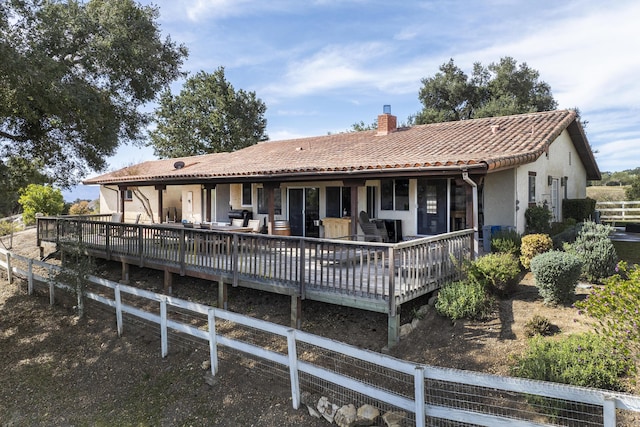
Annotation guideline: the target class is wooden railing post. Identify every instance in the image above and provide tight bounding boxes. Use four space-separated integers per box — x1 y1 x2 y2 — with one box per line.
232 234 239 287
298 239 306 299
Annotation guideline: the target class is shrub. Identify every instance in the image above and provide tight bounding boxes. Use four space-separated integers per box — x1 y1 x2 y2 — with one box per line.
525 203 552 234
490 229 521 257
562 198 597 222
511 333 634 391
466 253 521 296
575 262 640 357
530 251 582 304
0 220 19 237
520 233 553 269
69 201 93 215
564 221 618 283
435 281 495 321
523 315 555 338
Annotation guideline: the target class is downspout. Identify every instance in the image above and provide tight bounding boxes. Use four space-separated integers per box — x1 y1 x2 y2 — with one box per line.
462 170 479 258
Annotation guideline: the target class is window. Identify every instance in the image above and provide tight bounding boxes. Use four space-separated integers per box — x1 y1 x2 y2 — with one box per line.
381 179 409 211
325 187 351 217
366 186 377 219
242 183 252 206
257 187 281 215
123 189 133 201
528 172 536 205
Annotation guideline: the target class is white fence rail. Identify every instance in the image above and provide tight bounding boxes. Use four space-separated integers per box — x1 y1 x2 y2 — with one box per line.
2 247 640 426
597 201 640 225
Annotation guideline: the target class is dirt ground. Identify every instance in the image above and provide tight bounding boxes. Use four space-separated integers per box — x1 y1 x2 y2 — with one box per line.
0 228 627 425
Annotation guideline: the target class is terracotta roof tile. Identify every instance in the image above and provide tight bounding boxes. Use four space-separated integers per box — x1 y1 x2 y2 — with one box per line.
84 110 600 185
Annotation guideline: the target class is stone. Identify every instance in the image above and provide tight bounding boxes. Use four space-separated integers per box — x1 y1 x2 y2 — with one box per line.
203 373 217 387
334 404 357 427
355 404 380 425
382 410 407 427
399 323 413 338
428 292 438 306
415 304 430 317
201 359 211 370
411 318 420 329
300 391 321 418
317 396 339 423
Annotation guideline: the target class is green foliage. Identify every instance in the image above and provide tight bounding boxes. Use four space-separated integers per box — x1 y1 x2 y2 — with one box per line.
18 184 64 225
564 221 618 283
415 56 557 124
523 315 555 338
466 253 521 296
626 177 640 200
490 228 521 257
511 333 634 391
520 233 553 269
524 203 552 234
0 220 19 236
0 0 187 185
435 281 495 321
530 251 582 304
0 158 52 217
149 67 268 158
562 198 596 222
575 262 640 357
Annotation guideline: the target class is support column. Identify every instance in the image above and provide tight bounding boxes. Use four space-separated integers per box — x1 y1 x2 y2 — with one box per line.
291 295 302 329
204 185 216 222
121 262 130 284
264 182 280 234
343 179 366 236
155 185 166 223
387 304 401 349
217 280 228 310
163 269 173 294
118 186 127 221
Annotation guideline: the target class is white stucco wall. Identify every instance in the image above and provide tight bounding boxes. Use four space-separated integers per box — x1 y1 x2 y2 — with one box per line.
483 169 516 229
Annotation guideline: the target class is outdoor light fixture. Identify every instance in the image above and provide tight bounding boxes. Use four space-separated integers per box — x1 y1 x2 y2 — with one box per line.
548 175 553 186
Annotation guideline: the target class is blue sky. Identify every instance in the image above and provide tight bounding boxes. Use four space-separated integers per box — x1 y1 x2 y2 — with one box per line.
69 0 640 200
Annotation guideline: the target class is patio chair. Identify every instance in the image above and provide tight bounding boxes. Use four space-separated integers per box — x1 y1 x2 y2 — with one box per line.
359 211 388 242
247 219 261 233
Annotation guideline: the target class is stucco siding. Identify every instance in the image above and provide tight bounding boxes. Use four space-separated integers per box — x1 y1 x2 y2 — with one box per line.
484 169 516 229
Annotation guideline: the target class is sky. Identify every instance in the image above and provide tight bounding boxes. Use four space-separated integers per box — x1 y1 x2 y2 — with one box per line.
68 0 640 201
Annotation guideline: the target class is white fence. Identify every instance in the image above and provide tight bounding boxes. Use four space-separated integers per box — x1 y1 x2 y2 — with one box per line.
2 247 640 426
597 201 640 225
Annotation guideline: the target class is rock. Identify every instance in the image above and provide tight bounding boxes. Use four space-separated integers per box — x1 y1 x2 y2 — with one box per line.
416 304 430 317
399 323 413 338
201 359 211 370
317 396 339 423
411 318 420 329
382 410 407 427
355 404 379 425
300 391 321 418
203 373 217 387
428 292 438 306
334 404 357 427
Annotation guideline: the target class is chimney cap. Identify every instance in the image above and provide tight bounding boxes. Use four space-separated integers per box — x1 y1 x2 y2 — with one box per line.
383 104 391 114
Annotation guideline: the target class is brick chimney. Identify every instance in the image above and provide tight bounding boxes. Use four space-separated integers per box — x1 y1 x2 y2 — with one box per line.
377 104 397 135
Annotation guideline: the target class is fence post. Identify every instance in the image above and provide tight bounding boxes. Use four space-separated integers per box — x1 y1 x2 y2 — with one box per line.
48 266 55 305
27 258 33 295
208 308 218 376
414 366 426 427
603 396 616 427
287 328 300 410
6 252 12 284
115 284 123 337
160 297 168 357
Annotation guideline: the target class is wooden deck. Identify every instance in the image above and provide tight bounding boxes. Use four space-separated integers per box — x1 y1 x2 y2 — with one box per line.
37 216 473 346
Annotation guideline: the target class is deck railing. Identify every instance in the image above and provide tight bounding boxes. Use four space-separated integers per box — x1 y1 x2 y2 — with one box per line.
37 217 473 309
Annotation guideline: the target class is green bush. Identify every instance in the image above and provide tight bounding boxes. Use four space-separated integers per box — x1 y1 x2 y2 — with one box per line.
466 253 521 296
525 203 552 234
530 251 582 304
490 229 521 257
520 233 553 270
18 184 64 225
562 198 597 222
0 220 19 236
564 221 618 283
575 262 640 356
435 281 495 321
511 333 634 391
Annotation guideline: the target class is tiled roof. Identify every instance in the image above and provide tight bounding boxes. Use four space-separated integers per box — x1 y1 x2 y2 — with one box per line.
84 109 600 185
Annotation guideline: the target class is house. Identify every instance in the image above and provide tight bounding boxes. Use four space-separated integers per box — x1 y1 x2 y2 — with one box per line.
84 108 601 248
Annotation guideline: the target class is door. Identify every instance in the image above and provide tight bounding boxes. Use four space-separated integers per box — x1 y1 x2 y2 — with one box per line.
288 188 319 237
551 178 560 221
417 179 448 235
